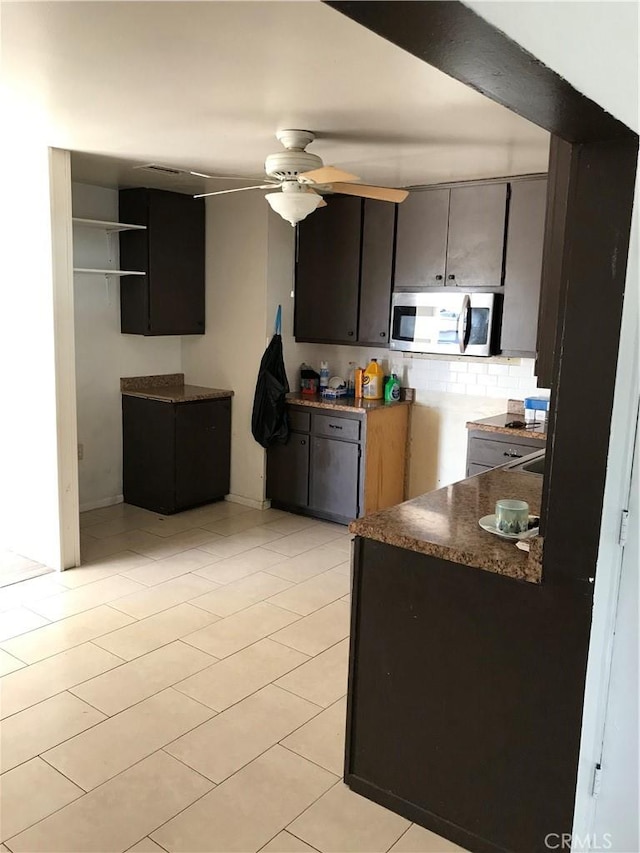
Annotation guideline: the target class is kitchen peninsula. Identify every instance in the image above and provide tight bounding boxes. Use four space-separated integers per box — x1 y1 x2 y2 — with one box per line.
344 461 592 853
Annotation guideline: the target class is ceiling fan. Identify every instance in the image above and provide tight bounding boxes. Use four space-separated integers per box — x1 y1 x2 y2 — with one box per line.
193 129 409 226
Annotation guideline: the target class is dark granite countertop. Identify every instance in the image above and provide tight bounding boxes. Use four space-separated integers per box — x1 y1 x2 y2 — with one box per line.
467 412 547 442
350 466 544 584
121 374 233 404
286 392 411 414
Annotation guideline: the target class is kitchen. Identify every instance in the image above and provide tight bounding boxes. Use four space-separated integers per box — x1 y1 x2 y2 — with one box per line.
2 1 636 852
69 118 555 853
71 161 551 521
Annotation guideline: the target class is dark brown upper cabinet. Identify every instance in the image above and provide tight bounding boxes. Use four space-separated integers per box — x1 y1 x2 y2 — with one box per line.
119 188 205 336
446 183 508 288
295 196 396 345
358 200 397 345
394 182 509 290
500 177 548 358
295 195 362 343
394 188 449 289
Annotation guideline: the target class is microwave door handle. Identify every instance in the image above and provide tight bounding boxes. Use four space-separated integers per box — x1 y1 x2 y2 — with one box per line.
457 294 471 353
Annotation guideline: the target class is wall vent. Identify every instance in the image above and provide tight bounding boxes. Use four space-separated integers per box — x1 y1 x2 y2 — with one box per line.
134 163 184 176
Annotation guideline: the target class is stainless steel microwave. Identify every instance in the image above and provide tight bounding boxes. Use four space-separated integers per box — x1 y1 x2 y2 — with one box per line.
389 291 498 356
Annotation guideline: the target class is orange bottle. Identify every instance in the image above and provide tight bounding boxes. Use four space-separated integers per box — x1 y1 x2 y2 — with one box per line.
354 367 364 398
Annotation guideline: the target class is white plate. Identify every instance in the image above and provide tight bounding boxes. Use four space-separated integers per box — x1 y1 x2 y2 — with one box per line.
478 514 539 541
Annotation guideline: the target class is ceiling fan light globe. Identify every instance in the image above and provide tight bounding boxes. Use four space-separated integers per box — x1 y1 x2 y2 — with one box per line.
265 190 322 226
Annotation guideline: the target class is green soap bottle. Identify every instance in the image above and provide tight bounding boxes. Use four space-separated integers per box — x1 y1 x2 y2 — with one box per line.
384 373 401 402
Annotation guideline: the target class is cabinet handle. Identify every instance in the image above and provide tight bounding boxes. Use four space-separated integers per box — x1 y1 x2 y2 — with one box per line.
435 274 443 281
329 424 343 430
448 274 456 281
379 331 386 338
347 330 354 337
503 451 523 458
300 439 306 445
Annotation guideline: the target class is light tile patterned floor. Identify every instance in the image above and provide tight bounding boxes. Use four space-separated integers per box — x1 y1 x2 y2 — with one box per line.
0 501 466 853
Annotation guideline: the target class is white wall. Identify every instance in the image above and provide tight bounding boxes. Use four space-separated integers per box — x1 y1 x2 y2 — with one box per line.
465 2 639 849
182 191 270 508
72 183 182 511
0 95 64 568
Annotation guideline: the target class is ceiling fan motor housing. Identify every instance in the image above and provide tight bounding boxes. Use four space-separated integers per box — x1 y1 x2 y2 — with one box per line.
265 150 322 181
265 129 322 180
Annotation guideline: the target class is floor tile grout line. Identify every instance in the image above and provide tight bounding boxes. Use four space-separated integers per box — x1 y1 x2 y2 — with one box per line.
0 604 141 665
170 655 323 718
281 776 344 841
2 747 213 848
38 751 91 794
0 623 136 669
21 581 154 623
158 746 220 787
148 739 336 849
66 647 220 717
277 826 324 853
0 690 110 773
160 700 337 790
277 741 344 780
272 676 349 710
35 696 219 795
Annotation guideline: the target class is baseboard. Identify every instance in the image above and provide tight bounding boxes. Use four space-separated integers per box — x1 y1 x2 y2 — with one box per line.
225 494 271 511
79 495 124 513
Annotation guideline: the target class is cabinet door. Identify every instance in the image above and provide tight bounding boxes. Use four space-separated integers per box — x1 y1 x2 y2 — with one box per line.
295 196 362 343
358 200 396 345
446 183 508 288
148 190 205 335
500 178 548 356
175 399 231 510
266 433 310 508
394 188 449 289
310 437 360 520
122 396 176 514
119 188 205 336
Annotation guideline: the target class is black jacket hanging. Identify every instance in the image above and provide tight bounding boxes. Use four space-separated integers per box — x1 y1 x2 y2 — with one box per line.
251 306 290 448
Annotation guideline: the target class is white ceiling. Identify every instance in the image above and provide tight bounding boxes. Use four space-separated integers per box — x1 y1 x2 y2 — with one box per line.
2 1 550 193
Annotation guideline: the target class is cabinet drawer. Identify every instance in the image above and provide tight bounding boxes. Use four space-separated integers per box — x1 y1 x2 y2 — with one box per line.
313 414 361 442
288 409 311 433
468 436 541 467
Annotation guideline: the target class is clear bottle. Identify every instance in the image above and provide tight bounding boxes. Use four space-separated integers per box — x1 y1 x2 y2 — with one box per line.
319 361 330 389
347 362 357 397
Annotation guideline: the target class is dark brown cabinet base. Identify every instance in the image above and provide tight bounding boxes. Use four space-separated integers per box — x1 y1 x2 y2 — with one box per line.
122 395 231 514
346 536 592 853
267 401 409 526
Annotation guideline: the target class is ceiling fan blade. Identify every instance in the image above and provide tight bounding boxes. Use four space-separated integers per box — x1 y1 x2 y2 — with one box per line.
299 166 360 184
331 182 409 203
194 184 277 199
190 171 278 183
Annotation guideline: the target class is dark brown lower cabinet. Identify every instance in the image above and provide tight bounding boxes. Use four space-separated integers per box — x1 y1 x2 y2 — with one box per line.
267 402 409 525
466 428 546 477
122 395 231 514
310 437 360 519
266 433 310 508
346 536 592 853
